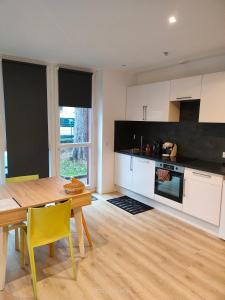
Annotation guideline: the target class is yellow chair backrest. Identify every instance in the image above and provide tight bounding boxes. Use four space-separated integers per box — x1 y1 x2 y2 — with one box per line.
27 200 71 247
6 174 39 183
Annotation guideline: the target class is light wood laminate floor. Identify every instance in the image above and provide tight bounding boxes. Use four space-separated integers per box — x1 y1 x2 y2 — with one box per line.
1 198 225 300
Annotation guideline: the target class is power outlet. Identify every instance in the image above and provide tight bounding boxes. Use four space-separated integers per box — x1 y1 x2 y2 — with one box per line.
223 152 225 159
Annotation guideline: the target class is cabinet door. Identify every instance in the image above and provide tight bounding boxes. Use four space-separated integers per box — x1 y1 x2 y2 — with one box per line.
114 153 133 190
132 157 155 199
170 75 202 101
126 81 171 121
183 169 223 225
219 181 225 239
199 72 225 123
126 85 146 121
144 81 171 121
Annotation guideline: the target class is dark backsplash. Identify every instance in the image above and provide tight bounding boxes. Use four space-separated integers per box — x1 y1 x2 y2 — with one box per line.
114 121 225 163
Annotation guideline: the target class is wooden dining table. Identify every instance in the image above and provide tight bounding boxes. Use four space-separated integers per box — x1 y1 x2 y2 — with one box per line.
0 176 92 291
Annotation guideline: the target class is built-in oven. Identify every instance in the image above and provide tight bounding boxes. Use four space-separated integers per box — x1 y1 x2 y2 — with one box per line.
154 162 184 204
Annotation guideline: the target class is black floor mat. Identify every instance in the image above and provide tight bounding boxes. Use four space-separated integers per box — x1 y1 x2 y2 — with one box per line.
107 196 154 215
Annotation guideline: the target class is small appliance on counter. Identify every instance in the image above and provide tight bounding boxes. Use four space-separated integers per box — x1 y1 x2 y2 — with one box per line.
145 144 151 155
152 140 162 155
162 142 177 158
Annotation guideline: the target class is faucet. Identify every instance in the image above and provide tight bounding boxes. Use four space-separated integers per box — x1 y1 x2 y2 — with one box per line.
140 136 143 152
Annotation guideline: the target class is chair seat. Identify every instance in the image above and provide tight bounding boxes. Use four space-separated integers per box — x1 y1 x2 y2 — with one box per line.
20 200 76 299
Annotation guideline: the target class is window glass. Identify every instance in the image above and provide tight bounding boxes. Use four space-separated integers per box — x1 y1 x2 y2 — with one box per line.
60 146 89 185
60 107 90 143
4 151 8 177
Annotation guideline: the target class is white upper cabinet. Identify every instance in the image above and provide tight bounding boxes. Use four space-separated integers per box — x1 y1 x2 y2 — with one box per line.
199 71 225 123
126 85 146 121
170 75 202 101
126 81 171 122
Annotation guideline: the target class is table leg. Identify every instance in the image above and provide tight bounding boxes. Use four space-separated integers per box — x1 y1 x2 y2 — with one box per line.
0 226 8 290
73 208 85 257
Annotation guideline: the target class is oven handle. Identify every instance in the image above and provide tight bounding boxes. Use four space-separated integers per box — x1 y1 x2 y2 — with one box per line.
183 179 186 198
155 167 184 177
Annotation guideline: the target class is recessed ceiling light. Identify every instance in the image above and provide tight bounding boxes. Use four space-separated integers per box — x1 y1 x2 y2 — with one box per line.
169 16 176 24
121 64 127 67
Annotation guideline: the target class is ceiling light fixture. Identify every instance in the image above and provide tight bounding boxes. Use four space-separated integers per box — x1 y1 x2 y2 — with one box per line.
169 16 177 24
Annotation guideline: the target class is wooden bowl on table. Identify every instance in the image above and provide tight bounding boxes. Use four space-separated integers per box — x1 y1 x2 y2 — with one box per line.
64 178 85 195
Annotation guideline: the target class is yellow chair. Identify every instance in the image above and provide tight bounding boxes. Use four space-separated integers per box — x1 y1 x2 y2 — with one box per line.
6 174 39 184
6 174 39 251
20 200 76 299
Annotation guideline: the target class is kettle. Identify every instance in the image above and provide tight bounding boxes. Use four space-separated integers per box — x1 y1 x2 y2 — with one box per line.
152 140 162 155
162 142 177 157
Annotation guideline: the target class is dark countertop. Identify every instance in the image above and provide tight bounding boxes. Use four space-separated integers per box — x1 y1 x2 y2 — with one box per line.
116 149 225 176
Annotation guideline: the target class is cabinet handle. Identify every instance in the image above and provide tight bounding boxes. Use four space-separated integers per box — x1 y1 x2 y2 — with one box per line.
142 105 147 120
192 171 211 178
145 106 147 120
176 96 193 99
130 156 133 171
138 159 149 164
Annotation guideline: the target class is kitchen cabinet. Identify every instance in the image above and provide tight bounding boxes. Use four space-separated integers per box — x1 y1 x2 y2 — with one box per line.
114 153 155 199
114 153 133 190
126 85 147 121
199 71 225 123
170 75 202 101
183 168 223 225
126 81 172 121
132 157 155 199
219 181 225 239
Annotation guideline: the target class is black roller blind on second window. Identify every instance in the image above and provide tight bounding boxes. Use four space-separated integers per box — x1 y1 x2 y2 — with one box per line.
58 68 92 108
2 60 49 178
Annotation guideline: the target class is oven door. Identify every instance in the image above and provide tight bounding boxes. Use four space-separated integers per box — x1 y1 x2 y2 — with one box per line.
155 168 184 203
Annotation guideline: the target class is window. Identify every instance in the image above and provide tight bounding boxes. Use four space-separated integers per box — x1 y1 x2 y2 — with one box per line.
57 68 92 186
2 60 49 178
4 151 8 177
58 107 92 185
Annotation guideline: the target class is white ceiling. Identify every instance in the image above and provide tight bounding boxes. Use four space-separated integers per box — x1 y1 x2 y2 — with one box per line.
0 0 225 71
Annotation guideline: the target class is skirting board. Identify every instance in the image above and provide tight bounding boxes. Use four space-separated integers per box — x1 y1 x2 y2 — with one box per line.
115 185 220 238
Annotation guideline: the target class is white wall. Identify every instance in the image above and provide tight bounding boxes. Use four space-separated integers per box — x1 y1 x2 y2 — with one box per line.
95 70 135 193
0 59 6 183
93 71 104 193
136 54 225 84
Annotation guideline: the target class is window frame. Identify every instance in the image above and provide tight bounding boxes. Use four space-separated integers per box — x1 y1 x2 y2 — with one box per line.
56 106 94 188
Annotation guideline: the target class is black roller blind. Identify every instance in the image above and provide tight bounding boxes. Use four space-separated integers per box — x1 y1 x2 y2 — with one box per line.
2 59 49 178
58 68 92 108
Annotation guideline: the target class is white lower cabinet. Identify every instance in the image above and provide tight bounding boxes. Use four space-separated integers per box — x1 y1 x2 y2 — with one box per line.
132 157 155 199
115 154 223 227
114 153 155 199
219 181 225 239
114 153 133 190
183 168 223 225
